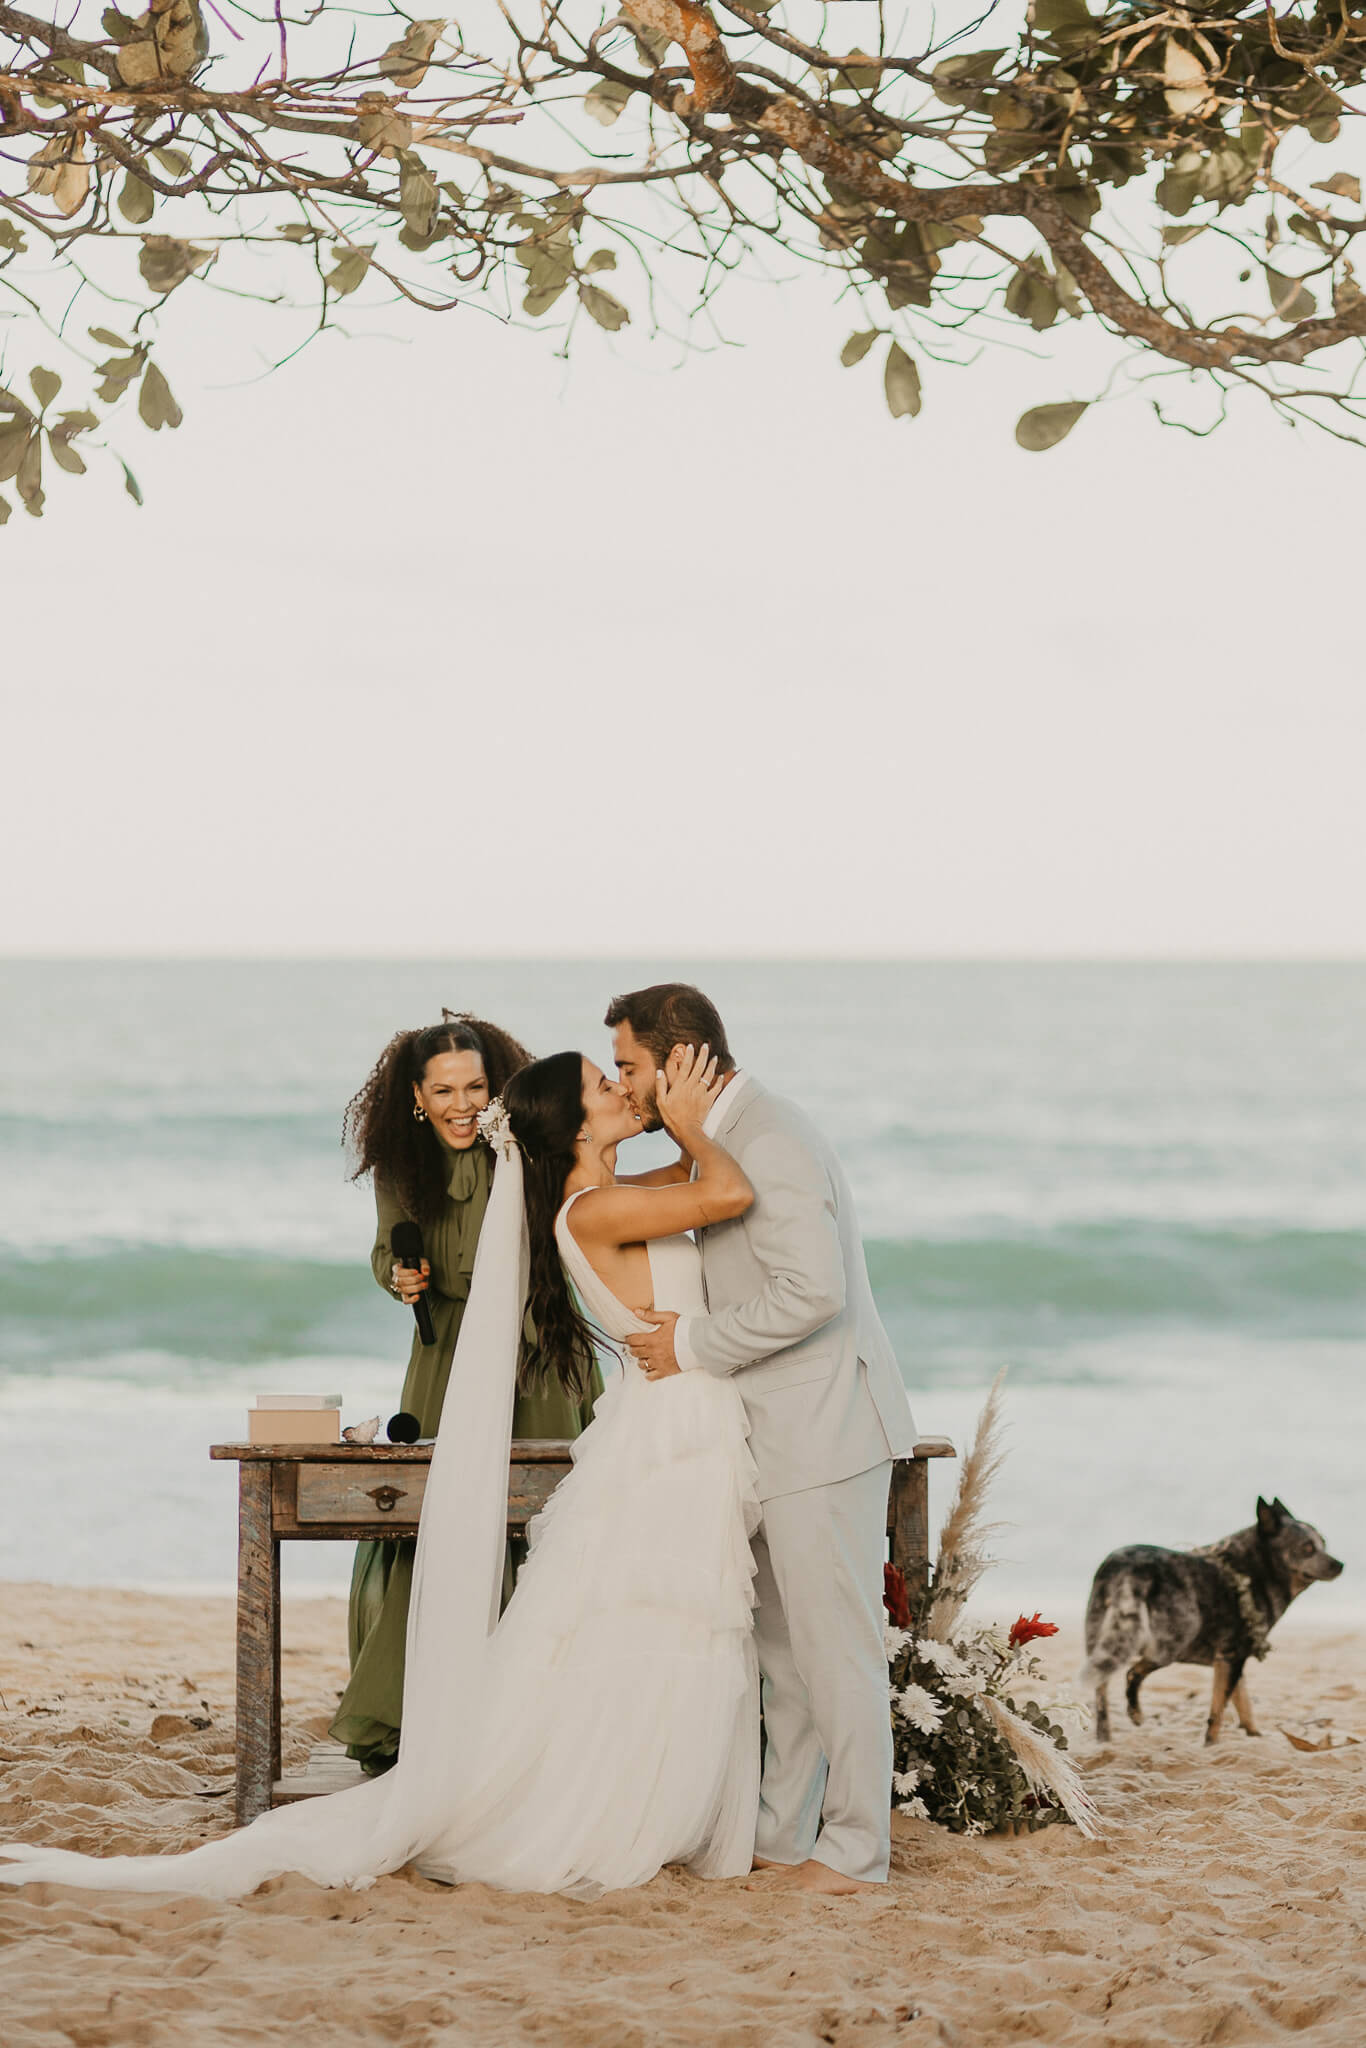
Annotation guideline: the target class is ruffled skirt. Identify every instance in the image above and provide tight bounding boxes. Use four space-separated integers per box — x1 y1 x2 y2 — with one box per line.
415 1363 762 1894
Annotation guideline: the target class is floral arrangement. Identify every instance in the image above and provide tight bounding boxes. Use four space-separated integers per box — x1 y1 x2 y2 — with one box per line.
886 1374 1100 1839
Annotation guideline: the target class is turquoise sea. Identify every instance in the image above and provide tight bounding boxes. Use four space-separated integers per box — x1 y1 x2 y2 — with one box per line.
1 960 1362 1618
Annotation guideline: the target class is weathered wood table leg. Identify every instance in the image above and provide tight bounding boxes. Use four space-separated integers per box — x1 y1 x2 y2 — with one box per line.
889 1458 931 1599
234 1461 280 1825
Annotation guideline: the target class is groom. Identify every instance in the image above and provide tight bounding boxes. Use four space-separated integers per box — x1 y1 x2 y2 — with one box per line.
608 983 917 1894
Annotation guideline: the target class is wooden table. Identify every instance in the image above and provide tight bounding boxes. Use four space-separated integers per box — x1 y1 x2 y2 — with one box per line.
210 1434 955 1825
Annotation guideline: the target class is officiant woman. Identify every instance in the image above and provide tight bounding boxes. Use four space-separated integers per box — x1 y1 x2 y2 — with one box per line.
329 1011 603 1774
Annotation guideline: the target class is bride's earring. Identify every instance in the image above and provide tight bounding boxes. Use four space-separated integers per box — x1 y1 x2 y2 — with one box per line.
413 1103 428 1122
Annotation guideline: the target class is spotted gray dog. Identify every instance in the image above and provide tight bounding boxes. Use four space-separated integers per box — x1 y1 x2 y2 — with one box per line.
1081 1497 1344 1745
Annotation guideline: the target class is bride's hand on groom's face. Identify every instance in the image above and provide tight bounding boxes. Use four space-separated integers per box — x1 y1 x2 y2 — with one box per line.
656 1043 722 1138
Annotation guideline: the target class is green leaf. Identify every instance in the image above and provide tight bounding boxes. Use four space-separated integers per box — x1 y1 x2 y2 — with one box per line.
1032 0 1092 28
122 461 143 507
1162 222 1206 246
582 249 617 274
0 220 26 254
523 278 569 317
0 493 9 527
57 409 99 433
840 328 879 367
137 361 183 431
28 135 92 217
1287 212 1330 251
578 282 630 331
398 158 439 238
48 428 87 475
1015 400 1088 452
277 223 315 243
118 171 156 225
0 420 31 482
326 244 376 296
138 236 214 294
152 145 191 179
101 7 140 43
1311 172 1361 204
95 351 146 404
88 326 130 349
632 23 671 66
930 49 1005 107
29 367 62 410
1267 268 1316 321
16 430 43 515
584 78 633 127
883 340 922 419
379 18 445 90
357 97 414 154
1005 257 1059 331
836 51 882 92
1156 150 1203 218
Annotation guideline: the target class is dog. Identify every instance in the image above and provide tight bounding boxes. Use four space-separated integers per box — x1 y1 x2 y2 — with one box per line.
1081 1497 1343 1745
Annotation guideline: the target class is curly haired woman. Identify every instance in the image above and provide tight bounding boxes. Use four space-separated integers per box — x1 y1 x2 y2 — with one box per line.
329 1011 602 1774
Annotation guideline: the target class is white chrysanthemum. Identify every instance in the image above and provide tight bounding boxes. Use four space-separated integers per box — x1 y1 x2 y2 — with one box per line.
892 1768 921 1797
884 1625 913 1659
895 1683 946 1735
917 1638 982 1695
1047 1695 1092 1733
897 1796 930 1821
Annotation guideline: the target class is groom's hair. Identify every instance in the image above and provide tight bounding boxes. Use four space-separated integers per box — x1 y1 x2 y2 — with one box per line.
603 983 734 1073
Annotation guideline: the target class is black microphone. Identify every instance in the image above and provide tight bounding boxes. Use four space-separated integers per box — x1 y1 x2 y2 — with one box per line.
390 1220 437 1349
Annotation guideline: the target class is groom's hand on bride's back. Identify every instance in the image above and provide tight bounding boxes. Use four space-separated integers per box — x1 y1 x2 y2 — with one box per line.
629 1311 681 1379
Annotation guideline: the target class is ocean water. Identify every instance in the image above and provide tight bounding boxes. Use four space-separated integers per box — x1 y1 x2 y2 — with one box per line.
0 960 1362 1620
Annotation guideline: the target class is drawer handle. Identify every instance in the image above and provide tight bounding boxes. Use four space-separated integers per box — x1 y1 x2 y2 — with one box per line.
365 1484 406 1513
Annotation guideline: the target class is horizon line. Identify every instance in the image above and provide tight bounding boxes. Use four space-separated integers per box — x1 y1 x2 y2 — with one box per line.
3 952 1364 967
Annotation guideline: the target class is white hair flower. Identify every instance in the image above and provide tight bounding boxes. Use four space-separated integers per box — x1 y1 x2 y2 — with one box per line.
892 1768 921 1797
476 1098 516 1159
895 1684 946 1736
896 1796 930 1821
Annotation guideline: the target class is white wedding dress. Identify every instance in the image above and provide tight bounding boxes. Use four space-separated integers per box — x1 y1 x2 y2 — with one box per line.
0 1156 762 1900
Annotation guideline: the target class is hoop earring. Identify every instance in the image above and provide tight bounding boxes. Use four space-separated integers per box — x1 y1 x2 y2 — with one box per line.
413 1104 428 1123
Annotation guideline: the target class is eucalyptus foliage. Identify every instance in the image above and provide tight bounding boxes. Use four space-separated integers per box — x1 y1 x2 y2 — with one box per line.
3 0 1366 524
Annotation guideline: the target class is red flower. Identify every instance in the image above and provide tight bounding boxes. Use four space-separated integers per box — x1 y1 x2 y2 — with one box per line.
1008 1612 1059 1649
883 1564 912 1631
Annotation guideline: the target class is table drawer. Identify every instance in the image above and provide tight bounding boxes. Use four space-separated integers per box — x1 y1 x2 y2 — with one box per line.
295 1463 429 1525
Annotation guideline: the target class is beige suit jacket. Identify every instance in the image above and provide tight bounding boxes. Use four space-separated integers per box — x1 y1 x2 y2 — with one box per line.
682 1080 916 1501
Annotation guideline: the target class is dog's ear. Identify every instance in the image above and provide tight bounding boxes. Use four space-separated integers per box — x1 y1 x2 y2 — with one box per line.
1256 1497 1283 1535
1271 1496 1293 1523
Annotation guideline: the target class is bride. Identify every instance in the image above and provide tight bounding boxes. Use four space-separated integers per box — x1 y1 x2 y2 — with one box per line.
0 1046 763 1899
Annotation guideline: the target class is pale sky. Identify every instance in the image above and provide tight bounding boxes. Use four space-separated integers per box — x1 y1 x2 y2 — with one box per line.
2 144 1363 957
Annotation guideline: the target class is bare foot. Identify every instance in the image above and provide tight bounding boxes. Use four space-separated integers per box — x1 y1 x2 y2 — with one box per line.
748 1858 879 1897
750 1856 789 1872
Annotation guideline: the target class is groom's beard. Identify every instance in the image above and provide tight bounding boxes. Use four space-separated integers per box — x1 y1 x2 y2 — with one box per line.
633 1091 664 1134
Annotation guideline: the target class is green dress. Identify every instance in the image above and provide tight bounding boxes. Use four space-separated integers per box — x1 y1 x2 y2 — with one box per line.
328 1143 601 1773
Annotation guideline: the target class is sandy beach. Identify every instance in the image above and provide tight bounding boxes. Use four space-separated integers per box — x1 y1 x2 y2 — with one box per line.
1 1584 1362 2047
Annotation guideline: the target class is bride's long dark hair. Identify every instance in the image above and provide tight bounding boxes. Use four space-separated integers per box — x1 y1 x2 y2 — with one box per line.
505 1052 601 1399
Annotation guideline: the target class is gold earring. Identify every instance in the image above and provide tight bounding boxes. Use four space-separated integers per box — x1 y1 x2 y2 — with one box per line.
413 1104 428 1122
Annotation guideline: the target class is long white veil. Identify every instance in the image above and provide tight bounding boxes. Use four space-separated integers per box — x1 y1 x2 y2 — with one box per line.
0 1123 529 1897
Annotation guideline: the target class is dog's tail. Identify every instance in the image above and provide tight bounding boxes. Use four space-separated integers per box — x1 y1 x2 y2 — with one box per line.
1079 1569 1155 1689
